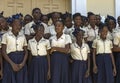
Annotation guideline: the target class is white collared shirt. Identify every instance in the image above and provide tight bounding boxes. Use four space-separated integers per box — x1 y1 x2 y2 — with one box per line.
92 37 113 54
71 42 90 60
24 21 49 35
86 24 99 41
1 31 27 54
28 37 51 56
49 24 67 36
113 32 120 47
50 33 72 48
66 25 88 43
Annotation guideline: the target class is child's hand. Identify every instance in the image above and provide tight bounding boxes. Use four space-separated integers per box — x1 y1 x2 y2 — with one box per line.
50 47 56 54
11 63 20 72
18 63 24 70
113 67 117 76
93 65 98 74
0 70 3 80
47 69 51 80
85 70 90 78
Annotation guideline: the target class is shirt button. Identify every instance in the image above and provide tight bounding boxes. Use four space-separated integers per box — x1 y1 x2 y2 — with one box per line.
37 49 39 50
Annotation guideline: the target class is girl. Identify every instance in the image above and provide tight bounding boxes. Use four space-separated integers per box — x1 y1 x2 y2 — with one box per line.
28 23 51 83
50 20 72 83
68 13 87 43
92 24 116 83
71 28 91 83
23 14 33 27
41 14 50 26
1 18 28 83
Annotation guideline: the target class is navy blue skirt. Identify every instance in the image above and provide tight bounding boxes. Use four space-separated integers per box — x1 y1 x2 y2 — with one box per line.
115 53 120 83
2 51 28 83
96 54 114 83
28 56 48 83
50 51 69 83
71 60 92 83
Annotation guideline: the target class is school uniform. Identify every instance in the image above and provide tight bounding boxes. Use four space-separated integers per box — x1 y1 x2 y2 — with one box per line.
67 25 88 43
113 32 120 83
86 24 99 48
28 37 51 83
92 37 114 83
70 42 92 83
24 21 49 35
1 31 28 83
48 24 67 36
107 29 117 41
50 33 72 83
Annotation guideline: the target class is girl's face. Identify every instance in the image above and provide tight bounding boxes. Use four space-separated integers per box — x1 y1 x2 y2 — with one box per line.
74 16 82 27
35 26 44 37
89 15 96 25
65 17 72 28
96 16 101 25
41 16 49 24
52 13 61 24
55 21 64 34
0 18 7 30
32 9 42 20
76 31 83 42
108 20 116 30
100 26 108 39
24 16 32 25
11 19 22 33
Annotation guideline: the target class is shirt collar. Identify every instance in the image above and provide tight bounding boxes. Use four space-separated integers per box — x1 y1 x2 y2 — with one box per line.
88 24 98 30
8 31 23 37
74 42 85 49
32 37 46 43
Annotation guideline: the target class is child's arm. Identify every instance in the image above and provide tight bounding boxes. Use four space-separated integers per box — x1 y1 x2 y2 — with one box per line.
93 48 98 74
112 45 120 52
110 53 116 76
19 46 28 69
50 44 70 54
47 50 51 80
85 53 90 78
2 44 19 72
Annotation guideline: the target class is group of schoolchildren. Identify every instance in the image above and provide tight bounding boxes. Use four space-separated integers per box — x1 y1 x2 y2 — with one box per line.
0 7 120 83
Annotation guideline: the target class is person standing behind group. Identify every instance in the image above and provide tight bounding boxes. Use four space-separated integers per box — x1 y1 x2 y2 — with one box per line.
1 18 28 83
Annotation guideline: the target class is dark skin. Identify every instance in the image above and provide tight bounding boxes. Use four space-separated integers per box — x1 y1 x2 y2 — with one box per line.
28 26 51 80
41 15 49 25
2 19 28 72
93 26 116 76
108 20 116 32
51 12 61 25
23 15 33 26
64 17 73 28
75 31 90 78
25 9 42 40
74 16 82 28
0 17 9 31
117 16 120 27
89 15 96 29
96 15 101 26
50 21 70 54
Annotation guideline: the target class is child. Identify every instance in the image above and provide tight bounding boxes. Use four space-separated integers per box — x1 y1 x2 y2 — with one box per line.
1 18 28 83
50 20 72 83
23 14 33 27
92 24 116 83
71 28 91 83
24 8 49 40
41 14 50 26
28 23 51 83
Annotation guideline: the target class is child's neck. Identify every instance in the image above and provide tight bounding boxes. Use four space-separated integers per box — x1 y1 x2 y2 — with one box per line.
35 36 42 42
56 32 63 39
12 30 19 37
76 41 82 47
